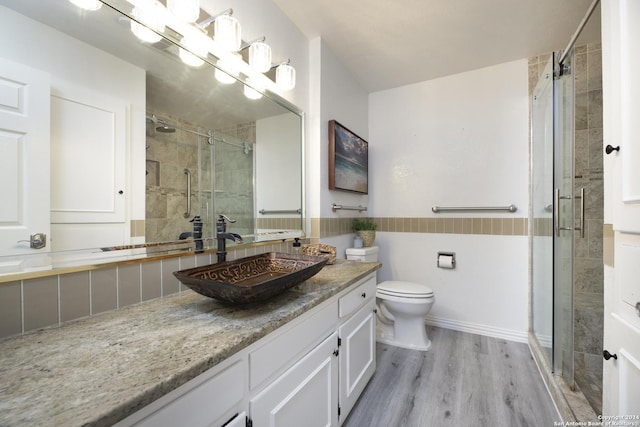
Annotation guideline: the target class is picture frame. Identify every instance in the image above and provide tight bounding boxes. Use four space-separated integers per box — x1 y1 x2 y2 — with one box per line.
328 120 369 194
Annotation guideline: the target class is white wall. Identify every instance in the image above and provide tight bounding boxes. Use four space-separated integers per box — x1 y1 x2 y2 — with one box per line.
308 38 370 255
368 59 530 341
256 113 302 218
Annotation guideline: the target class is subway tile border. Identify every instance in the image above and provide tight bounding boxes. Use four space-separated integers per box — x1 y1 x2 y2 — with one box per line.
317 217 529 237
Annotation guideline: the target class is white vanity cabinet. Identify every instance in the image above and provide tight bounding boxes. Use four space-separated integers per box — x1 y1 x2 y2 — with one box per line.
337 274 377 424
117 272 377 427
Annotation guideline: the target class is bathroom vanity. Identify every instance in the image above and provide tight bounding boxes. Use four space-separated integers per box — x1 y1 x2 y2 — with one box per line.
0 261 379 427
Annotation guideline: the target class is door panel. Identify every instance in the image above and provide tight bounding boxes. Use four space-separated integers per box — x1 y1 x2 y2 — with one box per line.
0 57 50 257
250 332 338 427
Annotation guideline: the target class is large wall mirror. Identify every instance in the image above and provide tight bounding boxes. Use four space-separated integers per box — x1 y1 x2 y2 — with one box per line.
0 0 304 276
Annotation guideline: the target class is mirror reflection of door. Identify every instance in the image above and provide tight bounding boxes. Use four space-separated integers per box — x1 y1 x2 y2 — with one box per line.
0 57 51 271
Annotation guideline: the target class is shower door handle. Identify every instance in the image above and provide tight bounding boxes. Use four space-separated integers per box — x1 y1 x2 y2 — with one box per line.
183 169 192 219
575 188 585 238
554 188 585 238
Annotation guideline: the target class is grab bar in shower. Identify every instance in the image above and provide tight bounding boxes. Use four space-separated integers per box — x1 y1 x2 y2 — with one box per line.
259 209 302 215
431 204 518 213
331 204 367 213
183 169 191 218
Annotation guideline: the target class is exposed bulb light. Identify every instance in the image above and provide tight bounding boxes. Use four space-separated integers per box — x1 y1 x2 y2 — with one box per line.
167 0 200 23
214 14 241 52
179 34 208 67
248 41 272 73
215 57 239 84
276 62 296 91
68 0 102 11
243 77 264 100
130 0 165 43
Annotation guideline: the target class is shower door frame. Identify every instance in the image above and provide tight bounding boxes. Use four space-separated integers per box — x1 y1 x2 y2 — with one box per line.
530 51 577 389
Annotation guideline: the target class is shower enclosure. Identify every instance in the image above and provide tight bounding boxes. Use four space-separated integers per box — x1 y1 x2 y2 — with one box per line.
530 1 604 418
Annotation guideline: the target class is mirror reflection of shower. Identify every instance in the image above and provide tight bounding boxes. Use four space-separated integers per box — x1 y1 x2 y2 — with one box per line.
144 113 255 247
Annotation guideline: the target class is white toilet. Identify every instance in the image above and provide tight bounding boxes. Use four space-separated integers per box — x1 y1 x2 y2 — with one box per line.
345 246 435 351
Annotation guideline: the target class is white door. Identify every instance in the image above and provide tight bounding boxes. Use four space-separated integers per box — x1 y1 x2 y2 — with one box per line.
602 0 640 415
338 301 376 424
0 57 50 261
250 332 339 427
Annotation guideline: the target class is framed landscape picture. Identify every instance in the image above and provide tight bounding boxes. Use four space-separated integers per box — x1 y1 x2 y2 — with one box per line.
328 120 368 194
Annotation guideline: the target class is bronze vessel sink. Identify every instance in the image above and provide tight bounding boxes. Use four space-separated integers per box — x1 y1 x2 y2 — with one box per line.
173 252 328 303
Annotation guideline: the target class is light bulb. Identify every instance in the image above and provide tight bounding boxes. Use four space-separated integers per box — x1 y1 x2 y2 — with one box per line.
215 58 238 84
167 0 200 23
244 77 264 100
68 0 102 11
130 0 165 44
276 63 296 91
249 42 272 73
214 14 241 52
179 34 208 67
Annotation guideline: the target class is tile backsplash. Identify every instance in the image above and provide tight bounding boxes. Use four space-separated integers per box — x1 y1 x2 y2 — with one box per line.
0 241 294 341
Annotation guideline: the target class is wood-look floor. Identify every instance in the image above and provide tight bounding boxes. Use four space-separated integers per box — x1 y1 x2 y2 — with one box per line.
344 326 560 427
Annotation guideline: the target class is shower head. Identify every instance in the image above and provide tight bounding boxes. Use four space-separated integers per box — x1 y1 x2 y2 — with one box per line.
147 114 176 133
156 124 176 133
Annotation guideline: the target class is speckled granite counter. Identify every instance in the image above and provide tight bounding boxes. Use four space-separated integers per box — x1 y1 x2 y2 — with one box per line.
0 260 380 427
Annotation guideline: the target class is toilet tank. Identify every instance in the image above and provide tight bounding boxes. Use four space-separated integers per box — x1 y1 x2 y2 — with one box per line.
346 246 379 262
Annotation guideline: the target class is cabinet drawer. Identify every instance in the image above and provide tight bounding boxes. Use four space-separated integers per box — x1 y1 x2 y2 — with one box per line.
127 359 245 427
249 301 338 391
339 274 376 318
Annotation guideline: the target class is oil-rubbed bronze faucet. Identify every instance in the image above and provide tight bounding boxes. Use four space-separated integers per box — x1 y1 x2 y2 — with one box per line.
216 214 242 262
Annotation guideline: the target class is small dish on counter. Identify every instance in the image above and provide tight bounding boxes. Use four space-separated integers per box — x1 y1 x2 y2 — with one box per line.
174 252 328 304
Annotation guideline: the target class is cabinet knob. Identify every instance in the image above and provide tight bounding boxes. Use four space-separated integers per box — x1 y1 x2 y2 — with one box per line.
605 145 620 155
603 350 618 361
361 292 366 298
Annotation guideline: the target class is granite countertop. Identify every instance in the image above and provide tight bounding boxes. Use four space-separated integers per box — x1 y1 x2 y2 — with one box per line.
0 260 380 427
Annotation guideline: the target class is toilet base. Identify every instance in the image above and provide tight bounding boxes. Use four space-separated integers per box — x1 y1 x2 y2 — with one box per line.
376 316 432 351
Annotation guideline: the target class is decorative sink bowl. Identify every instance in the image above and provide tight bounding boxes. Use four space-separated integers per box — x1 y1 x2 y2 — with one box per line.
173 252 328 304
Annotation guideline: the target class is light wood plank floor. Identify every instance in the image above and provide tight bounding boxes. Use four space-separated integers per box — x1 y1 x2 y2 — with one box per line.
344 326 560 427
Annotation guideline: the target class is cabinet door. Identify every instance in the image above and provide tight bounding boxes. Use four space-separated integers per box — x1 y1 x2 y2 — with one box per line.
250 332 339 427
602 0 640 415
338 300 376 424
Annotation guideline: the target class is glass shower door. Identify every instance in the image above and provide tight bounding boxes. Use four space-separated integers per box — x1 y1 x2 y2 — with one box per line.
553 51 575 387
531 57 555 365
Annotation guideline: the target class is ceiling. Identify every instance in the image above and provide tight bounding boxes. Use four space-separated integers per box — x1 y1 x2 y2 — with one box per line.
272 0 601 92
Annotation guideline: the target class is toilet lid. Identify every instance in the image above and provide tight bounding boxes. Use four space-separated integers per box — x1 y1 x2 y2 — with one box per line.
377 281 433 298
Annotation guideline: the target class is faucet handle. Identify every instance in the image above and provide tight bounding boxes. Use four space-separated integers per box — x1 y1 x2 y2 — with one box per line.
217 214 237 233
217 214 236 224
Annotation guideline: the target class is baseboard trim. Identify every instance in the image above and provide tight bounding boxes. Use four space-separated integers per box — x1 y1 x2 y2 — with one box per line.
425 315 528 343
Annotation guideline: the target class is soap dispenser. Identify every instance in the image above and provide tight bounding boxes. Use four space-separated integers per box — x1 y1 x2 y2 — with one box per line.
292 237 301 254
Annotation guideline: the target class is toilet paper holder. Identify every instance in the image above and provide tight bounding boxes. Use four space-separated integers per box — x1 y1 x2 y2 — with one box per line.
437 252 456 269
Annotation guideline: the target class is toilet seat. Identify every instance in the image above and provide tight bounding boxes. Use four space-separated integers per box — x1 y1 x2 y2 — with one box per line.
377 281 433 299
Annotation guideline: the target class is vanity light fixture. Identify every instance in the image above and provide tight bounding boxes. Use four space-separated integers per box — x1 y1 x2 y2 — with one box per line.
179 33 208 67
243 77 264 100
276 61 296 91
130 0 166 43
248 41 272 73
214 13 242 52
167 0 199 23
68 0 102 11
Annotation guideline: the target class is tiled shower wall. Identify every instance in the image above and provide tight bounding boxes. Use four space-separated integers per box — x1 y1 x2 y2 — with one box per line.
145 111 212 244
573 43 604 412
